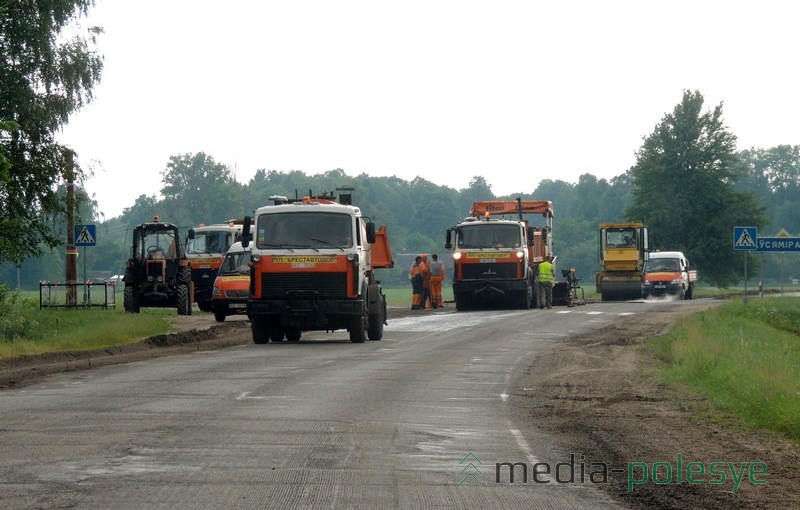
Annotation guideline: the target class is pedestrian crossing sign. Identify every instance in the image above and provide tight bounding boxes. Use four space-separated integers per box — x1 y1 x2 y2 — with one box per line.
75 224 96 246
733 226 757 251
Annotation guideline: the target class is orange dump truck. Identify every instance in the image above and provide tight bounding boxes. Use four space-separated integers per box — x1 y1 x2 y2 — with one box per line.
445 199 554 310
242 190 394 344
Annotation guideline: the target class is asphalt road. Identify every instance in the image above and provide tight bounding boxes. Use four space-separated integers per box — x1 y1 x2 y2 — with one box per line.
0 300 683 509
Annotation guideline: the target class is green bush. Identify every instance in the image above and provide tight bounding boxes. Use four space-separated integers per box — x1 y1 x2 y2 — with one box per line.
0 284 40 341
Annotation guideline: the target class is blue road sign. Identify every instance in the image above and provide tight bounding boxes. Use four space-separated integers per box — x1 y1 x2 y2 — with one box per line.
74 224 96 246
757 237 800 252
733 227 757 251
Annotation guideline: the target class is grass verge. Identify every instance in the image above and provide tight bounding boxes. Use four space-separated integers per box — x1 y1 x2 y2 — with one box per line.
647 296 800 443
0 287 172 360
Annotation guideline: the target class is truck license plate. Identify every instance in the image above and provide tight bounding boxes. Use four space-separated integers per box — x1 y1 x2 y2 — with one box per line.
655 285 666 289
229 303 246 309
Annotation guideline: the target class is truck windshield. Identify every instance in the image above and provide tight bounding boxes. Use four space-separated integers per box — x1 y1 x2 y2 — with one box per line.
256 212 353 249
645 259 680 272
187 231 232 255
457 224 521 248
219 251 251 275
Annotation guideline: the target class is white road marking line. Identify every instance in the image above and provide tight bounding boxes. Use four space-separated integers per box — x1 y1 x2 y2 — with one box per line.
510 429 554 483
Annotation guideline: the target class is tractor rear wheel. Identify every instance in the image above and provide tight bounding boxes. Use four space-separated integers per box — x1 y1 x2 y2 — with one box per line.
177 283 192 315
123 285 139 313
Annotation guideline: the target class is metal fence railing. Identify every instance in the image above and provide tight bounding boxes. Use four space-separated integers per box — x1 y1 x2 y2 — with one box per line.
39 281 117 309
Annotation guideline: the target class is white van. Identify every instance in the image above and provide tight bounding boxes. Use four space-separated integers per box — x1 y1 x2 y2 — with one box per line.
211 242 251 321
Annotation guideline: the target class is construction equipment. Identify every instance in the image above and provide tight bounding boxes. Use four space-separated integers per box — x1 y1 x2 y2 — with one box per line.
185 219 250 312
242 189 394 344
595 222 649 301
445 198 554 310
553 267 586 307
123 216 193 314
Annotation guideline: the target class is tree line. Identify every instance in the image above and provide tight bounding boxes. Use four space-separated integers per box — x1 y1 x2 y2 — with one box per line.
2 101 799 289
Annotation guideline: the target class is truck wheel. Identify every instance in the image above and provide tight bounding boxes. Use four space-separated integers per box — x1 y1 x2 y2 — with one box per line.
214 310 226 322
455 293 468 311
123 285 139 313
177 283 192 315
686 284 694 300
286 326 301 342
678 286 686 300
349 315 366 343
251 317 269 344
198 301 213 313
269 328 285 342
519 290 531 310
531 288 540 309
368 307 384 341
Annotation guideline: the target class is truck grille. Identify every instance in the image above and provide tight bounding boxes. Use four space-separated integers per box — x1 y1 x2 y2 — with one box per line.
261 273 348 298
461 262 518 280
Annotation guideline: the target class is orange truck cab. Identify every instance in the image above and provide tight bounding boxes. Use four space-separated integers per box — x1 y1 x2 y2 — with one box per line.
445 199 553 310
241 191 394 344
211 242 251 322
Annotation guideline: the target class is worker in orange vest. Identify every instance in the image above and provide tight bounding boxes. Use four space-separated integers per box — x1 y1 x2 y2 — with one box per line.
428 253 445 308
409 255 424 310
420 253 432 310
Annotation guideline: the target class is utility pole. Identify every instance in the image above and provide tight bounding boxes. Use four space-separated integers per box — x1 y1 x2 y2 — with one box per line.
65 158 78 306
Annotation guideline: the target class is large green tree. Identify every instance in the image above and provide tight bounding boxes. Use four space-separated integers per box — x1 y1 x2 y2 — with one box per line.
0 0 103 264
738 145 800 235
626 90 766 287
159 152 240 226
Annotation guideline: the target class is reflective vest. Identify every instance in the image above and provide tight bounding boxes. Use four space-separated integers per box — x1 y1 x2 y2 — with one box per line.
538 261 554 284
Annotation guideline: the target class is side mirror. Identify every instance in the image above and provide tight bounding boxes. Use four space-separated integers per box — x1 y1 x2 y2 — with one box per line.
188 228 195 240
241 216 252 248
445 229 452 250
366 222 376 244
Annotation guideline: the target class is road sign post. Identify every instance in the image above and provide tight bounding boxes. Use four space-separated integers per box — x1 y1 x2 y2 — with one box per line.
74 224 97 286
733 227 757 306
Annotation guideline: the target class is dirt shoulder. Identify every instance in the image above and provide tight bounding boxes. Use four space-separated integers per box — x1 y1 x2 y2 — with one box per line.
515 300 800 510
0 307 422 390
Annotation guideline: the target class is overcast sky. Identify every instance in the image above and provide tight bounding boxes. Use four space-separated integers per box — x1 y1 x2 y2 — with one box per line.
58 0 800 219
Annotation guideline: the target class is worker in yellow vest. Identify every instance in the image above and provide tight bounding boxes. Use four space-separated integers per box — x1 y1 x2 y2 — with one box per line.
538 256 555 309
